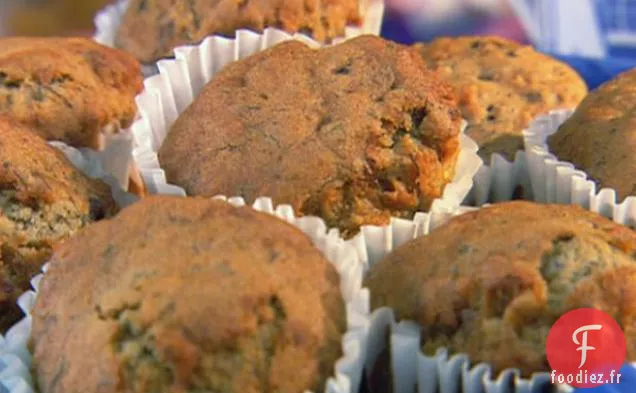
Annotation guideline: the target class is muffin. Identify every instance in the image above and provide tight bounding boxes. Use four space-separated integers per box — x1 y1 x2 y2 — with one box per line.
366 201 636 377
31 196 346 393
414 36 587 161
8 0 111 36
115 0 362 64
0 117 118 333
548 68 636 201
0 36 143 150
158 35 463 238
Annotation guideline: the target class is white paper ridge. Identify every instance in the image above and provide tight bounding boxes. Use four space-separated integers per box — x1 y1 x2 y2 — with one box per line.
523 109 636 228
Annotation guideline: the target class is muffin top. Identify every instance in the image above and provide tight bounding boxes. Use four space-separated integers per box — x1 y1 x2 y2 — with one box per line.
0 117 118 332
0 37 143 149
0 117 117 213
158 35 462 238
115 0 361 63
415 36 587 161
548 68 636 201
31 196 345 393
366 201 636 377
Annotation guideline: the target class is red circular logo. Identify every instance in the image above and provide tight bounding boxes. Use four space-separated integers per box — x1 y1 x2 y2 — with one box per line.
546 308 626 388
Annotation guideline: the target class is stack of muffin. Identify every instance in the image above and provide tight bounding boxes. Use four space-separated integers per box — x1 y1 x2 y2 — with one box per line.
0 36 143 332
1 1 635 393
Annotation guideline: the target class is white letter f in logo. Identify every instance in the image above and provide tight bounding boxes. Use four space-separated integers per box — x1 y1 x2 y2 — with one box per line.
573 324 602 368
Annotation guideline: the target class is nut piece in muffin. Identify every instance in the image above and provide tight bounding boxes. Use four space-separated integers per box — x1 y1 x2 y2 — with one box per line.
31 196 345 393
548 68 636 202
115 0 362 64
365 201 636 377
0 117 118 333
414 36 587 161
158 35 463 238
0 37 143 149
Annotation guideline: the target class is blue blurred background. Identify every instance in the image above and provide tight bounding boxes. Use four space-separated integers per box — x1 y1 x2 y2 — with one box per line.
380 0 636 90
381 0 527 45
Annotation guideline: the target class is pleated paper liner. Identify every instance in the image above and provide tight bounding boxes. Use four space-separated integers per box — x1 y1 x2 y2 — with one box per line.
468 150 534 206
93 0 386 77
523 109 636 228
347 202 636 393
466 107 579 207
0 195 372 393
47 140 138 208
51 129 140 197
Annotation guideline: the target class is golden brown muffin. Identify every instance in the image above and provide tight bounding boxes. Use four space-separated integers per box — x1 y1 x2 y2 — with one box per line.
0 36 143 149
31 196 345 393
115 0 362 64
8 0 111 36
0 117 118 333
158 36 463 238
548 68 636 201
415 36 588 161
366 201 636 377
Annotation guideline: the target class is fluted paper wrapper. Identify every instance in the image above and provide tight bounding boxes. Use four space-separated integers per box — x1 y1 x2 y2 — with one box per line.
466 105 585 206
467 151 534 206
48 139 138 207
128 29 482 220
523 109 636 227
349 201 634 393
0 196 372 393
94 0 386 76
51 130 138 196
364 307 570 393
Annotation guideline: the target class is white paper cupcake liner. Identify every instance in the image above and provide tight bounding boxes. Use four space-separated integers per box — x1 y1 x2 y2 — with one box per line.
465 106 585 207
128 29 482 226
523 109 636 228
93 0 160 78
366 308 567 393
349 203 636 393
50 128 138 194
48 139 138 208
0 195 372 393
93 0 386 76
467 151 533 206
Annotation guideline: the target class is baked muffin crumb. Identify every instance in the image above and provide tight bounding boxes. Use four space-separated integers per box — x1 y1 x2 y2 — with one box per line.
116 0 362 63
366 201 636 377
415 36 587 161
158 36 463 237
548 68 636 201
0 117 117 333
32 196 345 393
0 37 142 149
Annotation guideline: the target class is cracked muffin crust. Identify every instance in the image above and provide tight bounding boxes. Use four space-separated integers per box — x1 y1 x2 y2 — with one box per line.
158 36 463 238
548 68 636 201
31 196 346 393
0 117 118 333
0 37 143 149
365 201 636 377
115 0 362 64
414 36 587 161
